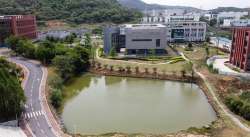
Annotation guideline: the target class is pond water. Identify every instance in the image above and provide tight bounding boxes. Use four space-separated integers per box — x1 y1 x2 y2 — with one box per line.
62 74 217 135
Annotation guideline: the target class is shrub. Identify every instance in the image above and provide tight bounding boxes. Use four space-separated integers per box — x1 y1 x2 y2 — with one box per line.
50 89 63 109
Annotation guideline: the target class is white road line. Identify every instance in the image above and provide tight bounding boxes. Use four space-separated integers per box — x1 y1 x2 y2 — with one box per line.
27 113 30 119
38 111 41 115
41 129 45 134
36 111 39 116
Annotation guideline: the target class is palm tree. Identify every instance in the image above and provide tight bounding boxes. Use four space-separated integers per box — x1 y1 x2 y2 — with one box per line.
126 66 131 74
135 66 140 74
144 68 149 74
181 70 186 77
118 66 123 72
153 67 157 75
110 65 114 71
97 63 101 69
104 64 108 70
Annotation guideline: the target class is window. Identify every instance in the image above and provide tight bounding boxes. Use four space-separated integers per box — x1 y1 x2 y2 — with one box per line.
156 39 161 47
132 39 152 42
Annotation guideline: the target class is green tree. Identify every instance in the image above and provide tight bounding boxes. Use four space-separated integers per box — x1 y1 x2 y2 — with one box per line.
210 18 217 27
36 40 56 64
83 33 92 50
5 35 20 52
0 59 25 121
109 47 117 57
50 89 63 109
52 55 75 80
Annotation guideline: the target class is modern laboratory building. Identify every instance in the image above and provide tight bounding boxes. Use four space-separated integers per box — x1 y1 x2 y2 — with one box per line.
104 24 167 55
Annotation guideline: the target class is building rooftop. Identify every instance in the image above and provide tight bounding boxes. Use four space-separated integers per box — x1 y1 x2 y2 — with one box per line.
123 24 166 29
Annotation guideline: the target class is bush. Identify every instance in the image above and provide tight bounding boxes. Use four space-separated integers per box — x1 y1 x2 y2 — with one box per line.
225 94 250 121
50 89 63 109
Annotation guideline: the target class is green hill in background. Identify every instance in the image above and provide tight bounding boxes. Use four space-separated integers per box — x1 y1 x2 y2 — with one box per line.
0 0 142 24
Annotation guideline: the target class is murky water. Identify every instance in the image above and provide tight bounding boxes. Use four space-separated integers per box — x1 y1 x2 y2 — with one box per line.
62 74 217 135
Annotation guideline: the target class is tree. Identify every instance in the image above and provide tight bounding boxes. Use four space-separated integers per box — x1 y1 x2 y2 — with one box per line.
206 37 211 43
210 18 217 27
5 35 20 52
109 47 117 57
71 46 90 73
50 89 63 109
83 33 92 50
36 40 56 64
205 46 210 59
188 43 193 49
52 55 75 80
0 59 25 121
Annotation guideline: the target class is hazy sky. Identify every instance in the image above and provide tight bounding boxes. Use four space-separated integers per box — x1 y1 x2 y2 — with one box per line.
142 0 250 10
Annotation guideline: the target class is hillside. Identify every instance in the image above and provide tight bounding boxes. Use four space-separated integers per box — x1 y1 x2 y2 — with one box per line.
117 0 201 12
211 7 250 13
0 0 142 24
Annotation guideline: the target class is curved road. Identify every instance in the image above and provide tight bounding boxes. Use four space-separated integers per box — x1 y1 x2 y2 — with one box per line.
9 57 58 137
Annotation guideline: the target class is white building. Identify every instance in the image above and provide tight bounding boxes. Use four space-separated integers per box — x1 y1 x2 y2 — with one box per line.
217 12 248 23
166 21 207 42
222 19 250 27
142 15 200 24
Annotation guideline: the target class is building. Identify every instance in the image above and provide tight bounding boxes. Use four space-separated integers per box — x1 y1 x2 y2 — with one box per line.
217 12 248 25
142 15 200 24
230 27 250 71
104 24 167 55
222 19 250 27
0 15 37 43
166 21 207 42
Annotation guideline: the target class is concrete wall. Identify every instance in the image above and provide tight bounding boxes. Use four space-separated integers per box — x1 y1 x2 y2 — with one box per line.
124 28 167 49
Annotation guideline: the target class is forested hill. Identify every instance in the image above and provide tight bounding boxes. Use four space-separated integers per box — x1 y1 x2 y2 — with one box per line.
0 0 142 24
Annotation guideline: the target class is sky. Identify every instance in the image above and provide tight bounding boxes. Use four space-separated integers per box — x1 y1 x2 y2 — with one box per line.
142 0 250 10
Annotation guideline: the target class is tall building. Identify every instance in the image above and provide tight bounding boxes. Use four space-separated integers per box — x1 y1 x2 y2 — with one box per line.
230 27 250 71
0 15 37 43
104 24 167 55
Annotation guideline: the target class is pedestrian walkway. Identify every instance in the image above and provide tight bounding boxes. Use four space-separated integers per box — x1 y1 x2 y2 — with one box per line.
0 125 26 137
24 110 44 119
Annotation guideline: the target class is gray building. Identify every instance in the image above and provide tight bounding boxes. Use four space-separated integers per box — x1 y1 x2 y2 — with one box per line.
104 24 167 55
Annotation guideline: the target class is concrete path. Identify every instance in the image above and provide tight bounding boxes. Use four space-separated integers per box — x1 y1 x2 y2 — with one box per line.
213 58 237 73
0 126 26 137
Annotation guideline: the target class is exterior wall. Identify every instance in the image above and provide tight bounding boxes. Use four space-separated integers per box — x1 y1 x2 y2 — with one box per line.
230 28 250 71
166 22 206 42
124 27 167 50
0 18 12 43
0 15 37 43
103 27 120 55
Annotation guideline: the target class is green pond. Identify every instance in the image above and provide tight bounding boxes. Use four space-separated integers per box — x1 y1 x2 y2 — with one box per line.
61 74 217 135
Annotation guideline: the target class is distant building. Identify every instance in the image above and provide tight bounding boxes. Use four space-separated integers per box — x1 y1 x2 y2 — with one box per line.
0 15 37 43
166 21 207 42
230 27 250 72
142 15 200 24
104 24 167 55
222 19 250 27
217 12 249 25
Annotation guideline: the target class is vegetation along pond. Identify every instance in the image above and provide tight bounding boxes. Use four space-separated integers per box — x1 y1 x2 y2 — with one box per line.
61 73 217 135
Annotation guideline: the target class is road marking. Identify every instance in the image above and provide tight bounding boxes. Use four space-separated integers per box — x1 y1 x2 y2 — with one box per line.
41 129 45 134
24 110 44 119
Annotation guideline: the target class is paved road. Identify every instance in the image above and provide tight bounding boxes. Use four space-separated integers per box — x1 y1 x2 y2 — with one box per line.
9 57 57 137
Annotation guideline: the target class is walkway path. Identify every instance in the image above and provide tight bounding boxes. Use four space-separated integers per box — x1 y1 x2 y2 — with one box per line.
181 52 250 133
0 125 26 137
